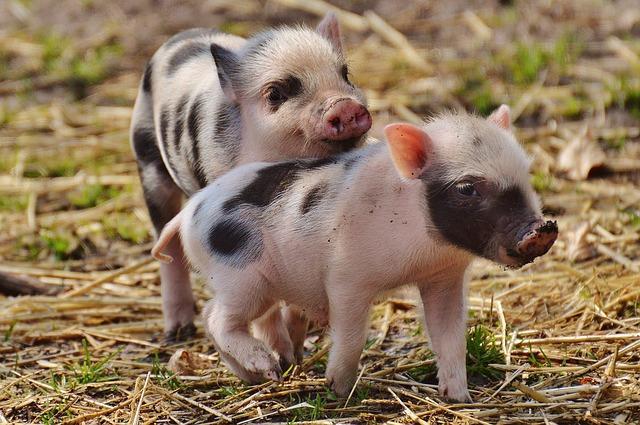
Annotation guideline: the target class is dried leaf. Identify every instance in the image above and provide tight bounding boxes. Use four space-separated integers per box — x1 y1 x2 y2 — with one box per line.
557 128 606 180
167 349 215 375
566 222 596 262
37 359 62 368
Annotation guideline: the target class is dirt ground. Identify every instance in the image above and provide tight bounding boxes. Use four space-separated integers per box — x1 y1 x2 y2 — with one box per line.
1 0 640 423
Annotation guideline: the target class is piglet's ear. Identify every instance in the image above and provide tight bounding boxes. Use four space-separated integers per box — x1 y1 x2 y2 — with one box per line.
488 104 511 130
316 12 343 55
211 43 239 102
384 123 433 179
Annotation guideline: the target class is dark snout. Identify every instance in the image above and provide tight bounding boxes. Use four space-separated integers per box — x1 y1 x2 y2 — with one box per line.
322 98 371 141
511 220 558 265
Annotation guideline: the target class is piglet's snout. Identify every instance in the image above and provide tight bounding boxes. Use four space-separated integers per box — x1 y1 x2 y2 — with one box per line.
322 98 371 141
515 220 558 261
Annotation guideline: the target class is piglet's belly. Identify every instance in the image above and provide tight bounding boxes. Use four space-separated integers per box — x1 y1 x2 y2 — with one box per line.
278 284 329 326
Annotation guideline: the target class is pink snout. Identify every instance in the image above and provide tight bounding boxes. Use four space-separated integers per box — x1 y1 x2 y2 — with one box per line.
322 99 371 141
515 220 558 262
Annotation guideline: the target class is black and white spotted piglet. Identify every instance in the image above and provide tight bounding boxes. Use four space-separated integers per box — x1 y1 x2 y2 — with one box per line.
130 13 371 341
152 106 558 401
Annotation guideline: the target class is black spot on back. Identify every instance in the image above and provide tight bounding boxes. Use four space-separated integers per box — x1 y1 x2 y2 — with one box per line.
300 182 329 215
224 163 299 212
208 219 263 266
187 94 208 189
132 127 161 165
224 157 339 212
166 28 217 47
167 42 210 76
142 60 153 93
305 156 340 169
472 135 482 146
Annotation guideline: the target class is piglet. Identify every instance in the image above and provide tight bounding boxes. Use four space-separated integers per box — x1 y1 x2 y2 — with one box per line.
130 13 371 341
152 105 558 401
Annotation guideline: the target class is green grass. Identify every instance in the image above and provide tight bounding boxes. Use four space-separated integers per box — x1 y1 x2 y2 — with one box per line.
458 76 500 116
558 95 586 119
622 208 640 228
23 158 78 178
406 327 505 383
288 391 333 421
407 361 437 382
504 35 582 85
621 81 640 120
39 33 70 73
549 34 583 72
151 353 182 390
103 212 150 244
606 137 627 150
36 31 123 98
466 325 504 381
526 344 552 368
353 384 371 403
218 21 254 37
68 184 120 209
49 372 69 393
0 194 29 212
509 42 548 85
218 385 239 397
40 402 71 425
71 339 120 385
39 230 76 261
0 102 16 127
3 321 17 342
68 43 123 97
304 392 328 420
406 351 436 382
531 171 554 193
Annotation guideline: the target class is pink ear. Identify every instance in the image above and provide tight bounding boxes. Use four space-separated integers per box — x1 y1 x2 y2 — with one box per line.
488 104 511 130
384 123 432 179
316 12 343 54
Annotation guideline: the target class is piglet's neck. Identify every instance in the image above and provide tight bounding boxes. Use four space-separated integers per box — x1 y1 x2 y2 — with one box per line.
353 145 473 282
238 114 293 164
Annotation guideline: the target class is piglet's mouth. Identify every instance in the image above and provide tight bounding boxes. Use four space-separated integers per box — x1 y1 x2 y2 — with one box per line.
504 220 559 267
320 136 362 153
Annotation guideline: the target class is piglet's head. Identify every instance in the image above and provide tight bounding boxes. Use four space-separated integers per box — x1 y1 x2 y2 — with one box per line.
211 12 371 158
384 105 558 268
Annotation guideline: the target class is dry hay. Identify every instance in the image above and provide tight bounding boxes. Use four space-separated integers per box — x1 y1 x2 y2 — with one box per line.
1 0 639 423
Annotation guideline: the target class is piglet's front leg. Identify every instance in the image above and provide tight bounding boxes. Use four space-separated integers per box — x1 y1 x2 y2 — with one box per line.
419 269 472 402
325 290 371 397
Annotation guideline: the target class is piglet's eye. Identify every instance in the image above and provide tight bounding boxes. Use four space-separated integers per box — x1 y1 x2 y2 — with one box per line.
266 86 287 106
456 182 480 197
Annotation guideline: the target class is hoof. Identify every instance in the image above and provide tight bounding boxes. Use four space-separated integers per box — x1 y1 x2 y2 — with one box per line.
164 323 197 343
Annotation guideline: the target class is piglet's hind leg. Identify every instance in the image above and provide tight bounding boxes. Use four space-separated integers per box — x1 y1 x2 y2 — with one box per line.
204 286 281 382
134 141 195 342
283 304 309 364
253 305 296 371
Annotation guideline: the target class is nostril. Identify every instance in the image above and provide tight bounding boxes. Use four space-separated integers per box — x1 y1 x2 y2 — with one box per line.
356 110 371 128
328 116 343 134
